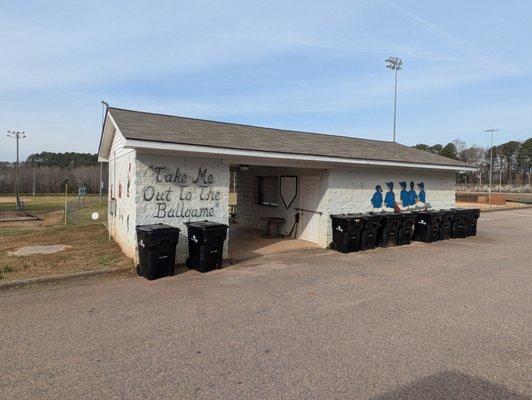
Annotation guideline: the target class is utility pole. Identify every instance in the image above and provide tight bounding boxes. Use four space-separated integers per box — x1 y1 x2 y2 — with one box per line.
100 100 109 204
385 56 403 142
484 129 499 204
99 162 103 204
32 155 36 197
499 157 502 192
7 130 26 211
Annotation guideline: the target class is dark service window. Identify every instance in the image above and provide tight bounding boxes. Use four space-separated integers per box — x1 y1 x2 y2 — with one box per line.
257 176 278 206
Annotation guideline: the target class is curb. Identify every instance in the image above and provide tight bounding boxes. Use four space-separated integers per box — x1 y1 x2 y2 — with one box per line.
0 266 134 291
480 205 532 213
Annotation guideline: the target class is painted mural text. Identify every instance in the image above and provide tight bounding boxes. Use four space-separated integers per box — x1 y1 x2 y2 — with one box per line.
154 167 214 186
142 166 221 219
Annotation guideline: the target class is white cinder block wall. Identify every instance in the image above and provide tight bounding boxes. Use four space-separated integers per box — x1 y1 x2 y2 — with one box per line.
135 154 230 264
326 166 456 246
107 132 137 258
109 149 456 260
236 164 456 249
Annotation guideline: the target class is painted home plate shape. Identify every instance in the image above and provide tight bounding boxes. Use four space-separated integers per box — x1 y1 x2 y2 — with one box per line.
280 176 297 209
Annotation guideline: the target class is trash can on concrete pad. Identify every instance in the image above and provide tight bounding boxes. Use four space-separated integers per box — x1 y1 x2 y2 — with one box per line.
371 212 402 247
330 214 365 253
186 221 228 272
466 208 480 237
397 212 416 246
451 208 470 238
413 211 442 243
136 224 180 280
438 210 455 240
360 214 381 251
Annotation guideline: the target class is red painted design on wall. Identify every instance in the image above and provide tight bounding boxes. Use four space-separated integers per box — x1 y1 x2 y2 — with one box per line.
127 163 131 197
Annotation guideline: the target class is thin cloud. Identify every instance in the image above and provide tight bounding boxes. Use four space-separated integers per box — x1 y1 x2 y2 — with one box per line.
380 0 523 73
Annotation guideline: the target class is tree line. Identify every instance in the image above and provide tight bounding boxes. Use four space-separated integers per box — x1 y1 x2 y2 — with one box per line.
25 151 99 168
0 152 106 194
413 138 532 187
1 141 530 195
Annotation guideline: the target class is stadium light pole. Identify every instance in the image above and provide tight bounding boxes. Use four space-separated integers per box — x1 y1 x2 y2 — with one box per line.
385 56 403 142
484 129 499 204
7 130 26 210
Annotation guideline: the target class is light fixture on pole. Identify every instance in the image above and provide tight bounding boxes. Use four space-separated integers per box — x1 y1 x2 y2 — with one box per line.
7 130 26 211
385 56 403 142
484 129 499 204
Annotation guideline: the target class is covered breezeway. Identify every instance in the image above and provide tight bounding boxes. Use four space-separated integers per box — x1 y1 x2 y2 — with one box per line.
226 161 331 262
227 225 319 262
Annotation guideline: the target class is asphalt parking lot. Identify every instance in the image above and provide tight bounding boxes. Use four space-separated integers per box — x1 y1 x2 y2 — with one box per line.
1 209 530 399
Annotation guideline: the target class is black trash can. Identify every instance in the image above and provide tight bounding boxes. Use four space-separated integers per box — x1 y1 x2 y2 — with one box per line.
330 213 365 253
136 224 180 280
413 210 442 243
371 212 402 247
467 208 481 236
397 212 416 246
438 210 455 240
360 214 381 251
186 221 228 272
451 208 470 238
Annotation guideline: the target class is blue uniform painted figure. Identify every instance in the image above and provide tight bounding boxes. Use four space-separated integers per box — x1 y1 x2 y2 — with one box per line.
418 182 426 203
371 185 383 208
399 181 409 206
408 181 418 206
384 182 395 208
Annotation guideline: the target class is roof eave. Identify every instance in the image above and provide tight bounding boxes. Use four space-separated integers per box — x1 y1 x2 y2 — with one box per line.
98 112 120 162
123 138 476 172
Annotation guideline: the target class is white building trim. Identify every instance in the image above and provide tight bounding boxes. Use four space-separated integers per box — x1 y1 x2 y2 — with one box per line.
123 138 477 172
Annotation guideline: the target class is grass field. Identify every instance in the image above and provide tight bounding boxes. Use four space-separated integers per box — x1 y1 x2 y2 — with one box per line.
0 195 130 281
66 202 108 225
0 223 132 281
0 194 107 211
0 195 69 213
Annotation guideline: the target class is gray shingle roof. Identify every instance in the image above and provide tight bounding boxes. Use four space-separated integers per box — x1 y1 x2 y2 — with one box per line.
108 107 469 168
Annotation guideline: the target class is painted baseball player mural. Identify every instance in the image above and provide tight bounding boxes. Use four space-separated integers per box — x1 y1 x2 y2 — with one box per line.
369 181 427 210
417 182 426 205
399 181 409 207
408 181 418 207
384 182 395 211
371 185 383 210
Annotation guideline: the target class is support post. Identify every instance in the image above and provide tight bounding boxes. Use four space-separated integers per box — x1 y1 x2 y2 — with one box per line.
64 184 68 225
99 161 103 204
32 156 36 197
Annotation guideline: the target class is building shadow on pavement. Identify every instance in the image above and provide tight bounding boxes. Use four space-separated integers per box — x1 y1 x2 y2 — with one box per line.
370 371 528 400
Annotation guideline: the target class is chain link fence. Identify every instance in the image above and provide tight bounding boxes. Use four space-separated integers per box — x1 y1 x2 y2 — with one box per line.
65 196 108 225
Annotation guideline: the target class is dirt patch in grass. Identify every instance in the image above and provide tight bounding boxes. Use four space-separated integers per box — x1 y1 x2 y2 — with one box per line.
43 211 64 226
0 223 133 281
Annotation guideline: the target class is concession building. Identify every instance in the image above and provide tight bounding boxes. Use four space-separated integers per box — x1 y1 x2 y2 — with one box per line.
97 107 474 262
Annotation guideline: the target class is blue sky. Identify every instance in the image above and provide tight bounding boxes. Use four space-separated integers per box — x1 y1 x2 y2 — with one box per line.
1 0 531 161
